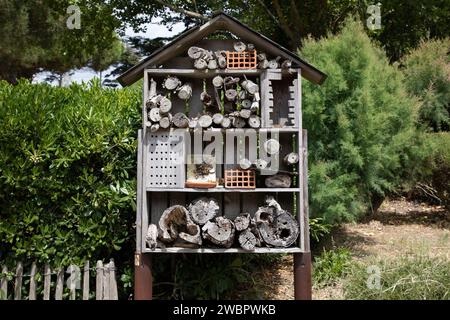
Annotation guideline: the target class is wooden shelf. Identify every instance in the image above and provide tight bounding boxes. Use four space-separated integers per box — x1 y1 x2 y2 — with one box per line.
146 187 300 192
153 127 300 133
144 68 299 79
143 247 303 254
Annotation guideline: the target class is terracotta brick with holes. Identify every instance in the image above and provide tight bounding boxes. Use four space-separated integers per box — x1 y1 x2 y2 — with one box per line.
224 169 256 189
225 50 257 69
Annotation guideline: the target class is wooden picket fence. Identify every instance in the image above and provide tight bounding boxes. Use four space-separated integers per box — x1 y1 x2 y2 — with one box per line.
0 260 118 300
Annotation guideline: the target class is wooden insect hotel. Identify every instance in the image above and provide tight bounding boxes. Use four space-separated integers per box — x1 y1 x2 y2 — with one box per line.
117 12 327 300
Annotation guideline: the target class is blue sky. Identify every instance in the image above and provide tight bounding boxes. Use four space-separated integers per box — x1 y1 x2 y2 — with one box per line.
33 17 186 86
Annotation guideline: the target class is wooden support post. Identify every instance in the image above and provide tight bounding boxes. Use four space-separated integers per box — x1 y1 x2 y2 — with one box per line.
134 253 152 300
294 252 312 300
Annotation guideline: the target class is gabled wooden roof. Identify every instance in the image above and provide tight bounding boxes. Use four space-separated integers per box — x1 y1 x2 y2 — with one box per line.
117 12 327 86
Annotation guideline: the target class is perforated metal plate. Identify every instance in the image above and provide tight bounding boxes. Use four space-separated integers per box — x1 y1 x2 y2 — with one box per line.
145 130 186 189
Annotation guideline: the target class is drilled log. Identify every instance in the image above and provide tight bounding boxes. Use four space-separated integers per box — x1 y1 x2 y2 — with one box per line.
163 77 181 90
189 117 199 129
159 96 172 113
247 43 255 51
198 114 213 128
284 152 299 165
159 116 171 129
212 113 224 125
194 58 207 69
238 90 247 100
188 197 219 225
212 75 224 88
238 229 256 251
239 158 253 170
173 112 189 128
248 115 261 128
234 213 250 232
258 59 269 69
217 56 227 68
254 158 268 170
225 89 238 101
148 107 162 122
202 217 235 248
232 116 246 128
281 59 292 69
250 101 260 112
221 116 231 128
177 83 192 100
241 79 259 95
187 46 205 59
241 99 252 109
149 78 157 96
258 211 298 247
158 205 202 246
257 53 267 61
265 174 291 188
263 139 280 155
239 109 252 119
224 76 240 86
208 59 218 69
146 94 162 109
233 41 246 52
150 123 160 132
268 56 281 69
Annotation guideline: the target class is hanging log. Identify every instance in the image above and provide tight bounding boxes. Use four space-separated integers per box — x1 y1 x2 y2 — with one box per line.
200 91 212 106
241 99 252 109
173 112 189 128
208 59 218 69
187 46 206 59
145 224 158 250
212 75 224 88
234 213 250 231
202 217 235 248
264 139 281 155
159 96 172 113
159 116 172 129
239 158 253 170
177 83 192 100
239 109 252 119
158 205 202 245
232 116 246 128
163 77 181 90
198 114 213 128
281 59 292 69
241 79 259 95
212 113 224 125
248 115 261 128
194 58 207 69
233 41 246 52
188 197 219 225
221 116 231 128
148 107 162 122
254 159 268 170
265 174 291 188
150 123 160 132
284 152 299 165
238 229 256 251
225 89 238 101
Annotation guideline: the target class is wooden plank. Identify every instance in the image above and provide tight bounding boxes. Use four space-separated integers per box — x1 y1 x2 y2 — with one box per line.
224 193 240 219
145 68 262 78
143 247 303 254
29 262 37 300
1 266 8 300
83 261 89 300
103 262 110 300
95 261 103 300
241 194 259 216
147 187 300 192
151 192 168 225
14 262 23 300
67 265 77 300
43 264 51 300
108 259 118 300
302 129 310 252
55 268 64 300
169 192 186 207
136 129 143 253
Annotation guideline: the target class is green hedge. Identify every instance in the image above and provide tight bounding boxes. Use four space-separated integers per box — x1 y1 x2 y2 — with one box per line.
300 18 425 223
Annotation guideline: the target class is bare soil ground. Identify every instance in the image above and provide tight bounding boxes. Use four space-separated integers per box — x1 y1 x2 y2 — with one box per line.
259 198 450 300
